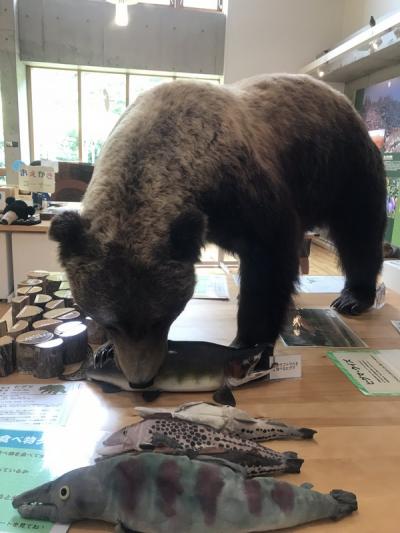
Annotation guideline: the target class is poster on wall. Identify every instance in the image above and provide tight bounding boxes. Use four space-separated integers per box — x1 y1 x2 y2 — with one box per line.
356 78 400 246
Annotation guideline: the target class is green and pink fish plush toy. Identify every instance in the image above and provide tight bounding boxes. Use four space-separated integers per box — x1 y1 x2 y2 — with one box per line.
13 452 357 532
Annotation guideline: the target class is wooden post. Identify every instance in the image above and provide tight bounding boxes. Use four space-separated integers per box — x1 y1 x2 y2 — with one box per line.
18 278 43 289
34 294 53 309
27 270 50 293
43 308 80 322
54 322 88 364
46 273 67 295
27 270 50 280
17 286 43 305
85 317 107 345
45 299 65 311
16 330 53 373
32 319 63 333
53 290 74 307
8 320 29 339
0 320 8 337
33 338 64 378
11 296 30 322
16 305 43 326
0 335 15 376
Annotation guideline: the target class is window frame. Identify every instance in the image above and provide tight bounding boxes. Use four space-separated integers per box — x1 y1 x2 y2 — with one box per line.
27 64 221 164
141 0 223 11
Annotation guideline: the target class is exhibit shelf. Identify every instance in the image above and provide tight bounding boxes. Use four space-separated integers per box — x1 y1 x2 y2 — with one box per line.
301 11 400 83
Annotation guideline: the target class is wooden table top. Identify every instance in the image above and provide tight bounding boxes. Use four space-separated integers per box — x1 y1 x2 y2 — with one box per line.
2 279 400 532
0 221 50 233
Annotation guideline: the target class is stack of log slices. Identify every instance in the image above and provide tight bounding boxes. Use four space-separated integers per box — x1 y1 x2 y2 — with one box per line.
0 270 107 379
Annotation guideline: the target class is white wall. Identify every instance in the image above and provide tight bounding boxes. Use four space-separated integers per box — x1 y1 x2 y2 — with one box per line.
342 0 400 39
224 0 345 83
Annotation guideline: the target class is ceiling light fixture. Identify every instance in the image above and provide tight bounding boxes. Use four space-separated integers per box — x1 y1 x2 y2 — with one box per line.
115 0 129 26
370 37 383 51
318 69 325 78
107 0 138 27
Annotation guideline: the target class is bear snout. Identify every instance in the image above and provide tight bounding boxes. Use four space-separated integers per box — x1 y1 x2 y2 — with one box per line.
112 332 168 386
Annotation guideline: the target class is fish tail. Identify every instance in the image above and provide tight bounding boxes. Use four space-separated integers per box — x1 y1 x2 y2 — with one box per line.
284 456 304 473
253 421 317 441
299 427 317 439
283 451 298 458
329 490 358 520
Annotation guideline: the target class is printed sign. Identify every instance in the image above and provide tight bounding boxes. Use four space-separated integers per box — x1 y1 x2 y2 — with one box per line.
269 355 302 380
18 165 55 194
392 320 400 334
327 350 400 395
0 429 69 533
298 275 345 293
193 274 230 300
281 308 366 348
0 383 81 430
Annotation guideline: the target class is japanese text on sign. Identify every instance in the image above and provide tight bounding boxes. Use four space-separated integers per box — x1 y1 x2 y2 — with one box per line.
18 166 55 194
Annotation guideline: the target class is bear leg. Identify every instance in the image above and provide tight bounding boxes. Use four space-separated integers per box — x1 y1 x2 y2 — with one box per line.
329 180 386 316
233 234 300 347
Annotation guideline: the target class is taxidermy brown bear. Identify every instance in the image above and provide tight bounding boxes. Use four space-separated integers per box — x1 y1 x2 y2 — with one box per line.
50 74 386 386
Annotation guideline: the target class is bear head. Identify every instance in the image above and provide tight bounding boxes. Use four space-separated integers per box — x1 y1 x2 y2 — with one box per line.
49 210 205 386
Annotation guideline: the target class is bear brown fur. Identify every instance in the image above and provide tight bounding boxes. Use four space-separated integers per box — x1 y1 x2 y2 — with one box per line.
50 74 386 386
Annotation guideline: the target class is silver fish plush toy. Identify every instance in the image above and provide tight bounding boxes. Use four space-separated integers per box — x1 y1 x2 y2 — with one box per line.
135 402 316 442
13 452 358 532
99 417 303 477
63 341 274 406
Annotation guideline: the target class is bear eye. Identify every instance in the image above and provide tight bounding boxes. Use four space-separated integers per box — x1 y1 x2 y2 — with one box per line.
59 486 70 500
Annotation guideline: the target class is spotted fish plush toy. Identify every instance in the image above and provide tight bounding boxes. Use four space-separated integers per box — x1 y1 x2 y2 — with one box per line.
98 417 304 477
134 402 316 442
13 452 358 532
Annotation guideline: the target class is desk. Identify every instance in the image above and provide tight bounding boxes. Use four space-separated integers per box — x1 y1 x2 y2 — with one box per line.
1 285 400 532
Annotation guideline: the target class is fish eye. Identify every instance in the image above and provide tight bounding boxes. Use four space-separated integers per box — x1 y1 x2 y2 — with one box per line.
59 486 70 500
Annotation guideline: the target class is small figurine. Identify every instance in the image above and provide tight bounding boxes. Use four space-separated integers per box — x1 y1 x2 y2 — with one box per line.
1 197 35 224
13 452 358 531
135 402 316 441
98 418 303 477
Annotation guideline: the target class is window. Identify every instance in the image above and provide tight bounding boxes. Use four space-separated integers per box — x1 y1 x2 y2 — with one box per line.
137 0 222 9
81 72 126 164
182 0 220 9
31 68 79 161
0 93 5 168
29 67 221 164
176 76 220 85
129 75 173 104
139 0 172 4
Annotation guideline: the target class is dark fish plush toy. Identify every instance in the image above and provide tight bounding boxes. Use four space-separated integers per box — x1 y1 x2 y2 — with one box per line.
62 340 275 406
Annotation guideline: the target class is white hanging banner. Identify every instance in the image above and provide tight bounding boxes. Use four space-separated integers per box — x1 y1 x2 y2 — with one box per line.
19 165 56 194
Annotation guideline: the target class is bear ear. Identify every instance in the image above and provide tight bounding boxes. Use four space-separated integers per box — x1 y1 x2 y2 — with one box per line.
169 210 206 263
49 211 88 258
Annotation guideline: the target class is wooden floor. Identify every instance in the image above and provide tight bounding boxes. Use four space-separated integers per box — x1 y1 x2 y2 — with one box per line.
308 242 341 276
